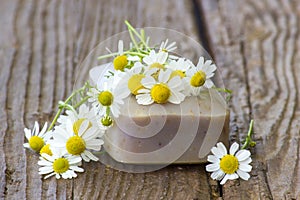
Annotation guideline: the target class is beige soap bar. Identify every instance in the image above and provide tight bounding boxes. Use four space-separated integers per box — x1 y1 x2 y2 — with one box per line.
103 89 229 164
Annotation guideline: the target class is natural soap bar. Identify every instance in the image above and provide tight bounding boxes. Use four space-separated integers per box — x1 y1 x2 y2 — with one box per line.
103 89 229 164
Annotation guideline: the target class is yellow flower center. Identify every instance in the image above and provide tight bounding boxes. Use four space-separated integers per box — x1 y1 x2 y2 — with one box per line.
170 70 185 79
150 62 165 69
53 158 70 174
98 91 113 106
128 74 145 95
40 144 53 156
29 136 45 152
73 118 92 135
66 136 86 155
150 83 171 104
113 55 128 71
101 116 113 127
190 70 206 87
220 155 239 174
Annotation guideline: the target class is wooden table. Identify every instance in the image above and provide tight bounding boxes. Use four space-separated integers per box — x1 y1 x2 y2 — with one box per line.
1 0 299 199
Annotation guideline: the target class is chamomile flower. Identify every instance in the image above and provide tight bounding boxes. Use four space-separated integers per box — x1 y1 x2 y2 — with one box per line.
23 121 52 153
166 58 192 78
38 148 83 179
159 39 177 52
184 57 217 96
143 50 168 69
113 40 139 71
136 69 185 105
206 142 252 185
87 75 128 118
50 119 104 162
113 40 128 71
57 104 103 137
117 62 157 96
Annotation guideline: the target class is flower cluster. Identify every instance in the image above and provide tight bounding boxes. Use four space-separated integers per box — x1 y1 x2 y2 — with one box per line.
23 21 253 185
23 103 105 179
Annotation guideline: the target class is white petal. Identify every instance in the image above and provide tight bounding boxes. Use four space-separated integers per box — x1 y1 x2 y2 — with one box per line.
55 173 61 179
229 142 239 155
39 166 54 174
81 153 90 162
53 126 70 141
206 163 220 172
78 120 89 137
168 77 183 90
38 159 53 166
204 79 214 88
82 128 98 141
211 170 225 180
239 164 252 172
70 166 84 172
220 173 238 185
24 128 31 140
141 76 156 88
236 150 251 161
159 69 171 83
157 51 168 64
136 94 153 105
216 142 228 156
33 121 40 136
211 146 224 159
38 122 48 137
44 172 55 179
66 120 75 137
207 155 220 164
83 150 99 161
41 153 55 162
118 40 124 54
241 157 252 165
237 169 250 180
197 57 205 69
68 156 82 164
23 143 30 148
169 91 185 104
86 139 104 151
137 88 150 94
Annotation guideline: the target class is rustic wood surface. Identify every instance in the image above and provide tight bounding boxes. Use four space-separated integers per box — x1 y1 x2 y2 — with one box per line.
0 0 299 199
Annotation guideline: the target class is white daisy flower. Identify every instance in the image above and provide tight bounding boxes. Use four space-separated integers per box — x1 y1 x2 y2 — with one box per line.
38 148 83 179
143 50 168 69
184 57 217 96
57 104 104 137
113 40 139 71
206 142 252 185
50 119 104 162
87 75 128 118
117 62 157 96
136 69 185 105
159 39 177 52
23 121 52 153
166 58 192 78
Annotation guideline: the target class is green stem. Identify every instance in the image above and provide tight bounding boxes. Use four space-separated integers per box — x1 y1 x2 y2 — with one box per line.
73 96 90 109
125 20 150 51
241 120 255 149
128 28 140 53
126 51 147 57
47 82 91 131
98 52 119 60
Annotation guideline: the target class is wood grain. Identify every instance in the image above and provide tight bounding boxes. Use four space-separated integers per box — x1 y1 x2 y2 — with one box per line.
200 0 300 199
2 0 299 199
0 0 213 199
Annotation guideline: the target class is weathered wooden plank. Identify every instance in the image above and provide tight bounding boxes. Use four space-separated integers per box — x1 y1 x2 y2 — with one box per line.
200 0 300 199
1 0 217 199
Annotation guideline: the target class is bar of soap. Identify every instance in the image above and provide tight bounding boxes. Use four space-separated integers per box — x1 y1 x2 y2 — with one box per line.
103 89 229 164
